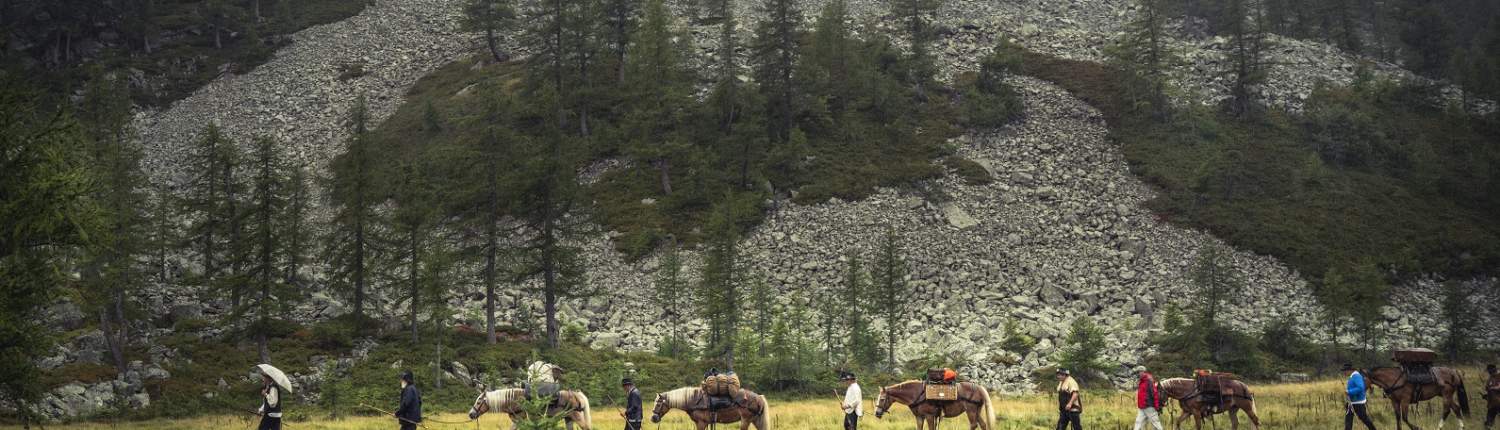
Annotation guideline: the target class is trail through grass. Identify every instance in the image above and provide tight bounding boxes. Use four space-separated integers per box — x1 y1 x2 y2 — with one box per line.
11 375 1493 430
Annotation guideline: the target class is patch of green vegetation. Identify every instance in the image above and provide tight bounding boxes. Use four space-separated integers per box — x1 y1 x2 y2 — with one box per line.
12 0 369 107
1021 50 1500 283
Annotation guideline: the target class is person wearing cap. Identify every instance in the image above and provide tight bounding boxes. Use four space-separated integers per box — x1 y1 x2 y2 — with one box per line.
394 370 422 430
840 372 863 430
1343 363 1376 430
256 372 282 430
621 378 643 430
1055 369 1081 430
1133 366 1163 430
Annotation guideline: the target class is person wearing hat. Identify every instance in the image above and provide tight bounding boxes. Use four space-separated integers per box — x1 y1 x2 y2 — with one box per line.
621 378 643 430
394 370 422 430
1055 369 1082 430
840 372 863 430
256 371 283 430
1343 364 1376 430
1132 366 1163 430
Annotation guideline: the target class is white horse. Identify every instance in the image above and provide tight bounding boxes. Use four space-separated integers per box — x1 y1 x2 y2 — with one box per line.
468 387 593 430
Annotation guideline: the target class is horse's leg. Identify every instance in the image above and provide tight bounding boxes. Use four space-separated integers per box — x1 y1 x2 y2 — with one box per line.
1229 407 1239 430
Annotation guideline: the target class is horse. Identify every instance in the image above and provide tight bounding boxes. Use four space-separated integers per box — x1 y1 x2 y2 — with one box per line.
1364 366 1471 430
1159 377 1261 430
468 387 593 430
649 386 771 430
872 380 995 430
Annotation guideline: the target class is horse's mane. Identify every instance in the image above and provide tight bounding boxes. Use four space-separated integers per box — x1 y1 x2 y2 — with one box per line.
661 387 701 409
484 388 525 410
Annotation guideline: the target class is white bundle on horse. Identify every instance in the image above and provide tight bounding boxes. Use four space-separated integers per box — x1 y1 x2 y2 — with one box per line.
527 361 563 383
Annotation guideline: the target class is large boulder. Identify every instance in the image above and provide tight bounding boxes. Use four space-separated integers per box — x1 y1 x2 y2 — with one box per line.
45 301 87 331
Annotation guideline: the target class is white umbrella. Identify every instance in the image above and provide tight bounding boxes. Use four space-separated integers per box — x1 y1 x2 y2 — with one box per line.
256 364 295 394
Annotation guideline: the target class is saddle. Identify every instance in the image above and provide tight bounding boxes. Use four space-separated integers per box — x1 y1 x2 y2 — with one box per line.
1392 348 1439 386
523 382 563 406
1195 373 1239 411
690 388 753 413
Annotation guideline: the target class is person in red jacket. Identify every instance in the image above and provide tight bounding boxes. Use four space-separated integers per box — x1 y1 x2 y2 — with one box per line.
1133 366 1164 430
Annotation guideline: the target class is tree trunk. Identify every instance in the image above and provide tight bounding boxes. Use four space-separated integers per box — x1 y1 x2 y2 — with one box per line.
484 219 498 344
658 159 672 195
409 230 420 345
485 29 509 62
214 26 222 49
100 309 127 374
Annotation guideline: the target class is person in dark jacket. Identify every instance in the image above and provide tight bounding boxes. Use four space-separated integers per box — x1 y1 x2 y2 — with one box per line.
1132 366 1163 430
395 370 422 430
1484 363 1497 430
621 378 643 430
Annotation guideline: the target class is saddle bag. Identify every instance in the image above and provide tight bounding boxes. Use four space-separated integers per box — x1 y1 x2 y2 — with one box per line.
1391 348 1437 364
924 383 959 401
707 395 735 411
1403 363 1437 386
926 369 946 383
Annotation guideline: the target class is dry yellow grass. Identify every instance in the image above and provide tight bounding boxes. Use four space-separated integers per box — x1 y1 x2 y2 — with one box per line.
7 374 1493 430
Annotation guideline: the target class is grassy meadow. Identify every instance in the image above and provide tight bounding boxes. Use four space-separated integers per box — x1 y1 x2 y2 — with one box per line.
11 373 1494 430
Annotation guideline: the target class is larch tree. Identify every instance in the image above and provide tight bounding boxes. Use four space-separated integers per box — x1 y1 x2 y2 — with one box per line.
623 0 696 195
869 226 911 370
245 136 291 363
385 155 442 345
750 0 803 149
1222 0 1273 117
697 202 743 367
840 249 877 366
888 0 941 93
0 77 103 427
602 0 638 83
462 0 518 62
653 243 689 357
78 72 148 374
1109 0 1178 120
327 95 382 328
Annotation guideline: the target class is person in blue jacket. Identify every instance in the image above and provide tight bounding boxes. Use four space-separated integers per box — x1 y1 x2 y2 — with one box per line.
394 370 422 430
1343 363 1376 430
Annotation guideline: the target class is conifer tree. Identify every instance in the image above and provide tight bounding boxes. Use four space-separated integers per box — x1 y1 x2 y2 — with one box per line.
1109 0 1178 119
841 249 877 366
1223 0 1273 117
888 0 941 92
245 136 290 363
869 227 911 369
462 0 518 62
512 102 594 348
182 123 237 284
386 156 442 345
697 202 743 366
327 95 382 327
751 0 803 149
281 162 310 285
602 0 638 83
802 0 856 120
623 0 695 195
456 94 518 344
653 243 689 357
0 77 102 426
78 73 147 374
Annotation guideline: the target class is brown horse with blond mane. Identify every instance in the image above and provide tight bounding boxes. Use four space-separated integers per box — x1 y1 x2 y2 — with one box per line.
1158 377 1262 430
872 380 995 430
1363 366 1470 430
649 386 771 430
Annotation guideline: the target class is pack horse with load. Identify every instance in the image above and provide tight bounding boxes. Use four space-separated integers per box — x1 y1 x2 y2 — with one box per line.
651 370 772 430
873 368 995 430
467 361 595 430
1363 348 1471 430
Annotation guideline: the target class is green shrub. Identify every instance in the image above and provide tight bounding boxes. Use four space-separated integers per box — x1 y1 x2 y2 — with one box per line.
943 156 993 185
1001 318 1037 355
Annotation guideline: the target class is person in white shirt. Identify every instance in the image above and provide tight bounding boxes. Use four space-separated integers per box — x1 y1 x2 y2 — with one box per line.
840 372 863 430
256 372 282 430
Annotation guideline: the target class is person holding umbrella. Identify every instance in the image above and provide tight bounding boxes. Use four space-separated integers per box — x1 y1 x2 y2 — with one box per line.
254 364 293 430
395 370 423 430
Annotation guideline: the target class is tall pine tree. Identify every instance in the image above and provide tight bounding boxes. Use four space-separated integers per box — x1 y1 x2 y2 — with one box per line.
327 95 382 327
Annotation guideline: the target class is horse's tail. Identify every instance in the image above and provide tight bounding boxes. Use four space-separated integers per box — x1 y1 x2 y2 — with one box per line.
755 394 771 430
1456 374 1471 418
980 385 996 427
576 391 593 429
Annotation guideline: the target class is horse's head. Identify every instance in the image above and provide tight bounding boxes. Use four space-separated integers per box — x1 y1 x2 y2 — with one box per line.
650 392 670 423
873 386 893 418
468 391 489 420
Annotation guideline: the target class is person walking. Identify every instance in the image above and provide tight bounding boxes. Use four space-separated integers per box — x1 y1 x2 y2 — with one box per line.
840 372 863 430
621 378 643 430
394 370 422 430
1133 366 1164 430
1484 363 1498 430
1344 364 1377 430
1055 369 1082 430
256 371 283 430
